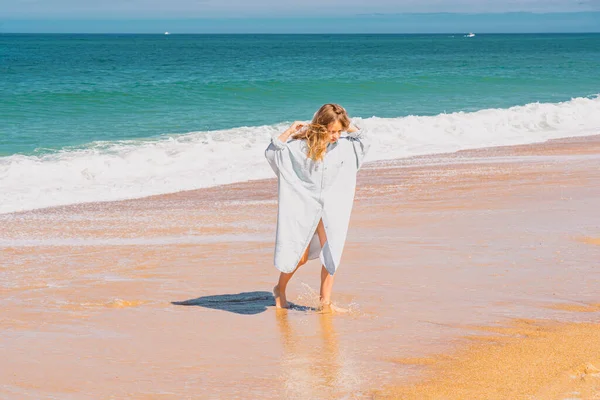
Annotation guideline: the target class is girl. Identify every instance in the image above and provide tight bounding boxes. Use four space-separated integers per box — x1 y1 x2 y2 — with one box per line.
265 104 370 311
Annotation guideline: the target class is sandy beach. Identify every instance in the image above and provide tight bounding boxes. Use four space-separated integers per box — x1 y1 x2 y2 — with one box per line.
1 135 599 399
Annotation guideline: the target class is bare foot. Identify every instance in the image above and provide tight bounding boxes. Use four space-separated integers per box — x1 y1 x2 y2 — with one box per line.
319 302 348 314
273 285 288 309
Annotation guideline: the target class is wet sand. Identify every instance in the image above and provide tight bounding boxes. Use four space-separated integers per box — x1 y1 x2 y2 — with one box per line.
1 135 599 399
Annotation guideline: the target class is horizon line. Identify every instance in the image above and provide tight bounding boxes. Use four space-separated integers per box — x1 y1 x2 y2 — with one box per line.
3 31 600 35
4 12 598 34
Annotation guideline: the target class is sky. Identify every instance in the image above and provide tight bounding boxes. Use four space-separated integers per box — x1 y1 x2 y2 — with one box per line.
3 0 600 17
1 0 600 33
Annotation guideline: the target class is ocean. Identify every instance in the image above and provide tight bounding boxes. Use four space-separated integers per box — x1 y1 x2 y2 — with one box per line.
1 33 599 214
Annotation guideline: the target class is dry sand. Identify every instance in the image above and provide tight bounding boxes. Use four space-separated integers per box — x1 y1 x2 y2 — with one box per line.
380 319 600 400
1 135 599 399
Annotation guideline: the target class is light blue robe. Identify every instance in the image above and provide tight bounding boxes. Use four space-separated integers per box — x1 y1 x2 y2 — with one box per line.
265 128 370 275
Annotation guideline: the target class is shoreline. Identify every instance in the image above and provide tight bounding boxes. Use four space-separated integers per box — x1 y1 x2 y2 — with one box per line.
2 133 599 398
3 133 600 218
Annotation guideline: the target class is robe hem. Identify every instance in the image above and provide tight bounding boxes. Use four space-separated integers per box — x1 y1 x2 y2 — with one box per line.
274 208 338 275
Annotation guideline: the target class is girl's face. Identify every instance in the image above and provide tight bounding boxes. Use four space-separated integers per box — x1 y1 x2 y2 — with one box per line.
327 121 343 143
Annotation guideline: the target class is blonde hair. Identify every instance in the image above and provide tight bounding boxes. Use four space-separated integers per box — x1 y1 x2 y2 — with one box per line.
292 103 351 161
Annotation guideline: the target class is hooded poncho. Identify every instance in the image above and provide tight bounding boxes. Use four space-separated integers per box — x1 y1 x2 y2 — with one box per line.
265 128 370 275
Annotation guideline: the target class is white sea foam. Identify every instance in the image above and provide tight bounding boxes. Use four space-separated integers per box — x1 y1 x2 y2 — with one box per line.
1 96 599 214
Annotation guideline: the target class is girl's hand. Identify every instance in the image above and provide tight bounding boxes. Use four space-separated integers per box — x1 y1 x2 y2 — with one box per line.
278 121 306 143
287 121 305 133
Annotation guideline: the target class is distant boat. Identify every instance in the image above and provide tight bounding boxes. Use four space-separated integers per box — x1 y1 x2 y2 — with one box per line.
164 32 170 35
465 33 475 38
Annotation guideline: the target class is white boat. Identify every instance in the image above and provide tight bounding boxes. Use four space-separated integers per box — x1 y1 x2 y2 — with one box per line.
164 32 170 35
465 33 475 38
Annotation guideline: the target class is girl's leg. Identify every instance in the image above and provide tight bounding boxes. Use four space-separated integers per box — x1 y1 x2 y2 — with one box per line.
320 265 334 306
316 219 335 307
274 246 309 309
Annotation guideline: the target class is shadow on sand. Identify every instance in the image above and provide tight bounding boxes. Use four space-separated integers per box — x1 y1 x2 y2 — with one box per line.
172 291 315 315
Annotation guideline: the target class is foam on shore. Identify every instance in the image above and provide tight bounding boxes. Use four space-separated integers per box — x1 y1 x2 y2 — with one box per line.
2 96 599 214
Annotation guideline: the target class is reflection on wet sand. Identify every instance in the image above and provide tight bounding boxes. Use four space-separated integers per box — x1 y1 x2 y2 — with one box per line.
276 309 361 399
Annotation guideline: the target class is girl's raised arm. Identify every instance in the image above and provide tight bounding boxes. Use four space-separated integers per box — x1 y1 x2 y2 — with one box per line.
264 121 306 175
346 122 371 170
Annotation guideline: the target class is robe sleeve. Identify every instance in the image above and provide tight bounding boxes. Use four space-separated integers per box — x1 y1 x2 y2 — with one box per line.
346 125 371 170
264 134 289 176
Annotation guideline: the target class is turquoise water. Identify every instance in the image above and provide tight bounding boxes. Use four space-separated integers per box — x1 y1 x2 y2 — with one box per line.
2 33 599 156
1 33 600 213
